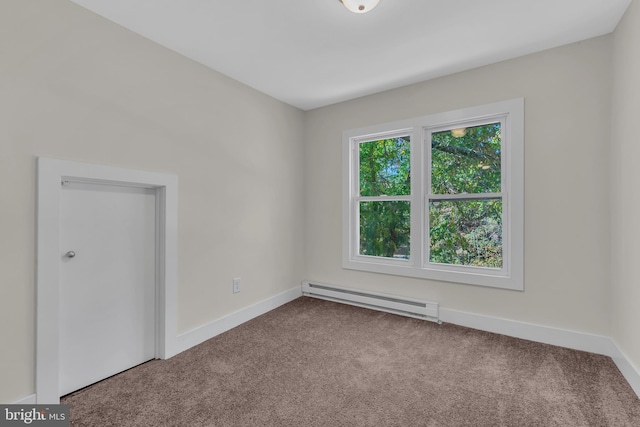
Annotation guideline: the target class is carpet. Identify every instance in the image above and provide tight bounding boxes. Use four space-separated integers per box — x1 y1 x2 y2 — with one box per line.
62 297 640 426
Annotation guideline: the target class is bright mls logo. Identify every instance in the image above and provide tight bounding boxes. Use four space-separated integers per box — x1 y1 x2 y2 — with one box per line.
0 405 69 426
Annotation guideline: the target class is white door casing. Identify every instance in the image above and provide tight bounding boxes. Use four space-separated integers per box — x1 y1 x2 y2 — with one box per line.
59 182 156 396
36 157 178 404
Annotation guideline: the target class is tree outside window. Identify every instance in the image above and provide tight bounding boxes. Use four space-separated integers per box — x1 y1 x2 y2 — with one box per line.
343 98 524 290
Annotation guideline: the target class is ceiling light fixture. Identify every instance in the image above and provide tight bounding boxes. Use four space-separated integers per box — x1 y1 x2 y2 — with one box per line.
340 0 380 14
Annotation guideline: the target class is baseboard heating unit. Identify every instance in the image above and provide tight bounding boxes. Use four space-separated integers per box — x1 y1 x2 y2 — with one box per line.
301 281 440 323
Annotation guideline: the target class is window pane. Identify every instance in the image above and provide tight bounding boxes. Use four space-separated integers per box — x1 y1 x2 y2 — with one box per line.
431 123 501 194
429 199 502 268
360 201 410 259
359 137 410 197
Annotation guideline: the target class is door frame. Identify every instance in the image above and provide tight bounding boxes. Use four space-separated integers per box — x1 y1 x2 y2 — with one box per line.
36 157 178 404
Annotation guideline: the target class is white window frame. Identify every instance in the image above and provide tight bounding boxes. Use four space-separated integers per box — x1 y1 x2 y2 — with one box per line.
350 128 414 267
342 98 524 290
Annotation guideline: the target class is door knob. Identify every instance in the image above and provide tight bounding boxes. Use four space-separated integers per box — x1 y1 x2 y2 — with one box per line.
65 251 76 258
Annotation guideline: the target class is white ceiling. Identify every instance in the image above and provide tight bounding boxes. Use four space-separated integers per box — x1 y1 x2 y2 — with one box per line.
71 0 631 110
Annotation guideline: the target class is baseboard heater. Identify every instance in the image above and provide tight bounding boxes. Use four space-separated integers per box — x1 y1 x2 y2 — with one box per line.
301 281 440 324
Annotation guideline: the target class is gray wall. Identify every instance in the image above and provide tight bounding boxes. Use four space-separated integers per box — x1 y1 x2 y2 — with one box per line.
2 0 639 405
304 37 612 335
0 0 305 402
611 0 640 378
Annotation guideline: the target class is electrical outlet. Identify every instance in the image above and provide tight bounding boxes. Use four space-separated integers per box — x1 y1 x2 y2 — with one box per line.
233 277 241 294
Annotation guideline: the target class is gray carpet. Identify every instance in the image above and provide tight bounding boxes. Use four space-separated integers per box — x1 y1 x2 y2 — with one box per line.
62 297 640 426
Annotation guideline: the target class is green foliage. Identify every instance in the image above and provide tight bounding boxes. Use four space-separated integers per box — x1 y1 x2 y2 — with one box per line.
430 123 503 268
359 137 410 258
431 124 501 194
359 137 410 197
356 126 503 268
359 201 410 259
429 200 502 268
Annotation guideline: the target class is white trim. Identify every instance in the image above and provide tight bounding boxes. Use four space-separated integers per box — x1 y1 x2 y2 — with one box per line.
175 286 302 354
440 308 615 356
10 394 37 405
441 308 639 398
342 98 524 290
36 157 178 404
610 340 640 398
13 291 640 403
424 114 510 279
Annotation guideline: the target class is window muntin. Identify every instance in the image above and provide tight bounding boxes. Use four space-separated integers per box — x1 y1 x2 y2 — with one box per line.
343 99 524 290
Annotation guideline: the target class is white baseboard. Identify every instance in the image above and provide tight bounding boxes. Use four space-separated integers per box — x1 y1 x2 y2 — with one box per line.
610 340 640 397
10 287 638 404
440 308 616 356
175 286 302 354
8 287 302 406
440 308 639 399
11 394 36 404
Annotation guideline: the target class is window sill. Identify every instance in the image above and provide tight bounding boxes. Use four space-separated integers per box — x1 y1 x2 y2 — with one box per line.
342 258 523 291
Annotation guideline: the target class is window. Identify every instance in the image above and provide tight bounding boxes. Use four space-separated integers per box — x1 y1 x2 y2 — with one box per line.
358 133 411 260
343 99 524 290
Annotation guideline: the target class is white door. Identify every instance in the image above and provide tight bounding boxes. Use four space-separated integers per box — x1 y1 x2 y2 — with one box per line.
58 181 157 396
